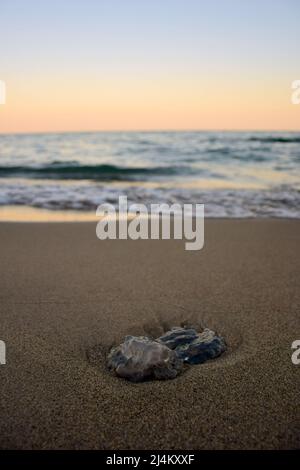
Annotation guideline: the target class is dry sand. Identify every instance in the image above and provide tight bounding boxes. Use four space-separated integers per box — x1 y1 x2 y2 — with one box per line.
0 219 299 449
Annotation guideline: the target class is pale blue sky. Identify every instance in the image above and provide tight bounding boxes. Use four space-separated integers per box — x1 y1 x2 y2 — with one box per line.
2 0 299 76
1 0 299 131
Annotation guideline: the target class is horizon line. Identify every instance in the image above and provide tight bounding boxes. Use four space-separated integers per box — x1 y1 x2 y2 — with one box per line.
1 128 300 136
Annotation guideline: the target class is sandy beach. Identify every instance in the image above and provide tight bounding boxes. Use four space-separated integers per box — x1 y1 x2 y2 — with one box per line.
0 219 299 450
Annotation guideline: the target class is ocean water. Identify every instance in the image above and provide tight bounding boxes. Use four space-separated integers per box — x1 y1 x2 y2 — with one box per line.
0 131 299 217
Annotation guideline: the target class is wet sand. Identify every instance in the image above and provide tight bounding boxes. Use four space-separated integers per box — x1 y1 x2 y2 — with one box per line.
0 219 299 449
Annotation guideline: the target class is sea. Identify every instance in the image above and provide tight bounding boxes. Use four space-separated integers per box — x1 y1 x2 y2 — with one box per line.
0 131 299 218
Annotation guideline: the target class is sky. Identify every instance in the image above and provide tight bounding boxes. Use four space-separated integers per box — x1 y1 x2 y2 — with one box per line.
0 0 299 133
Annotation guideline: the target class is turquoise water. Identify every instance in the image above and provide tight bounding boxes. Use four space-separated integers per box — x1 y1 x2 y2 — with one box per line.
0 131 299 217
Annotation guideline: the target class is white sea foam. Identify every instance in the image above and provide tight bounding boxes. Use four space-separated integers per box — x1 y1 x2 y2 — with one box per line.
0 131 299 218
0 179 299 218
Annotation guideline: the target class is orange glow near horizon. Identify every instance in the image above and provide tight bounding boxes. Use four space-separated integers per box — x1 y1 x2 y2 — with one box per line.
2 0 300 133
1 73 299 133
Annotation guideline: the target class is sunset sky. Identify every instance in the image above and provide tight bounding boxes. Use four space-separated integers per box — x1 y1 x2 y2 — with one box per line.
1 0 299 133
